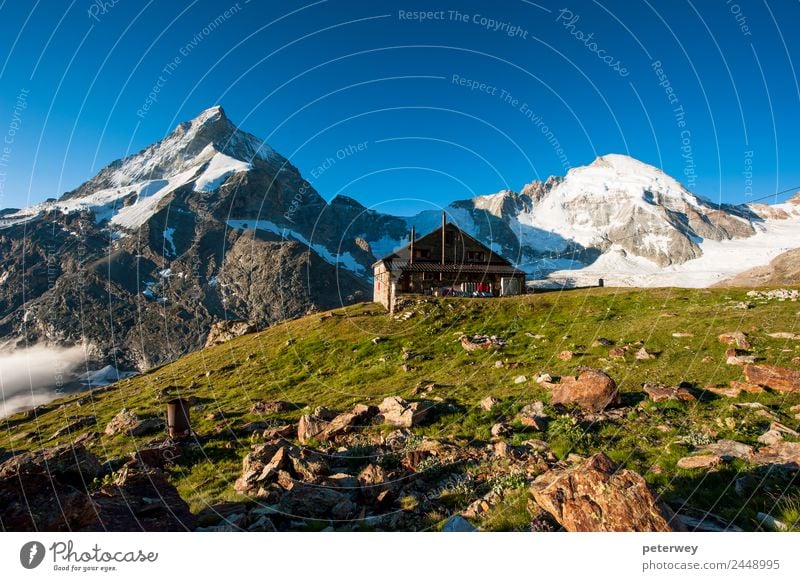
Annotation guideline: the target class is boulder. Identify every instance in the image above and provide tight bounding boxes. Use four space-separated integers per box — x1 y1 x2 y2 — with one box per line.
530 453 679 531
643 383 695 403
550 369 620 412
751 441 800 468
204 320 257 348
743 364 800 392
277 483 356 520
297 413 327 444
719 332 751 350
378 396 431 428
104 409 163 437
317 405 377 442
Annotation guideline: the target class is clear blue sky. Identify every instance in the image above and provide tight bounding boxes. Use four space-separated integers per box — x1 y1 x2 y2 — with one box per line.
0 0 798 214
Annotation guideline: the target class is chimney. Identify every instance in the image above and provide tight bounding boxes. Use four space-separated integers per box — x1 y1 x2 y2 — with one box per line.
409 226 415 265
441 212 446 266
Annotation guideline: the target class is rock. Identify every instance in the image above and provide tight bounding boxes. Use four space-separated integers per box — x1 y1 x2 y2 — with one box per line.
550 368 620 412
643 383 695 403
442 515 476 532
767 332 800 340
702 439 754 461
608 347 626 359
592 338 614 347
491 422 511 437
262 424 295 439
635 347 656 360
514 375 527 384
726 351 756 365
751 441 800 468
536 373 553 384
297 414 327 444
672 332 694 338
371 336 383 345
235 441 328 497
757 512 789 532
705 381 764 398
557 350 573 361
278 483 355 520
460 334 506 351
719 332 751 350
49 416 97 440
757 422 799 445
84 465 196 531
530 453 679 531
400 364 414 373
204 320 257 348
250 401 292 415
378 396 431 428
317 405 377 441
480 396 499 411
105 408 139 435
743 364 800 392
516 402 548 431
677 455 721 470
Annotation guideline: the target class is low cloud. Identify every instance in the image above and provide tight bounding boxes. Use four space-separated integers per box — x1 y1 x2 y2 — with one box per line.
0 344 86 418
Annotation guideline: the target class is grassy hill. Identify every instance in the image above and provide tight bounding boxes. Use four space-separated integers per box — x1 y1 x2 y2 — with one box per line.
3 286 800 531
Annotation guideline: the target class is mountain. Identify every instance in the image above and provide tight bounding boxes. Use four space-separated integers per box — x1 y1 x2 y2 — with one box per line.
1 107 798 374
0 106 370 371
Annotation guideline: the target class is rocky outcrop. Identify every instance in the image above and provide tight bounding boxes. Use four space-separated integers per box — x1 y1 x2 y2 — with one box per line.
643 383 695 403
530 453 679 532
204 320 257 348
549 369 620 412
104 408 164 437
0 443 193 531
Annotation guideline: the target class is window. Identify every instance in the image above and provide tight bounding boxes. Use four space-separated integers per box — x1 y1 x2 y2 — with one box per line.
414 248 431 259
467 251 485 261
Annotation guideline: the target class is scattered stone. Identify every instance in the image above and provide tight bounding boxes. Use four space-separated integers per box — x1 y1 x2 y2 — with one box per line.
250 401 292 415
371 336 384 345
725 349 756 365
635 347 656 360
677 455 721 470
550 368 620 412
757 512 789 532
494 360 504 368
378 396 430 428
460 335 506 351
705 381 765 398
400 364 414 373
536 373 553 384
557 350 573 361
530 453 679 532
719 332 751 350
204 320 257 348
442 515 476 532
516 402 548 431
49 416 97 440
702 439 754 461
672 332 694 338
317 405 377 441
744 364 800 392
609 347 626 359
480 396 499 411
514 375 527 384
767 332 800 340
491 422 511 437
643 383 695 403
592 338 614 347
757 422 799 445
262 424 296 440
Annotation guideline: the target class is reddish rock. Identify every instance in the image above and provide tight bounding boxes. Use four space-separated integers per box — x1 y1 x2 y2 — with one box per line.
530 453 679 532
751 441 800 468
378 396 431 428
297 414 326 444
550 369 620 412
677 455 722 470
557 350 574 361
743 364 800 392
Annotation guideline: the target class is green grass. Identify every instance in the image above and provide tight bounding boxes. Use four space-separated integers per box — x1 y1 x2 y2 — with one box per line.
2 286 800 527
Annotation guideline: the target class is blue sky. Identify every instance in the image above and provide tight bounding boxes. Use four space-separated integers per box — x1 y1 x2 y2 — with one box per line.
0 0 798 214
